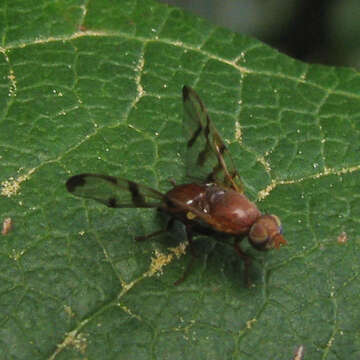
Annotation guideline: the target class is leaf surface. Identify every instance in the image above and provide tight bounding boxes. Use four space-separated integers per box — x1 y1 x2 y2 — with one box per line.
1 1 360 359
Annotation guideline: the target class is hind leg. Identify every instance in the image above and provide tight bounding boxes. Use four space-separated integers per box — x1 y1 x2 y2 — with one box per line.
174 225 197 286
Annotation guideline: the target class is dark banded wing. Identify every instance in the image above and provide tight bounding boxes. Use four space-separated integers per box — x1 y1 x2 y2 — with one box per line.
182 86 244 193
66 173 165 208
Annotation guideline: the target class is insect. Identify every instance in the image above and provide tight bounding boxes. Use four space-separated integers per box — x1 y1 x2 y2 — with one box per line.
292 345 305 360
337 231 347 244
66 86 286 285
1 217 12 235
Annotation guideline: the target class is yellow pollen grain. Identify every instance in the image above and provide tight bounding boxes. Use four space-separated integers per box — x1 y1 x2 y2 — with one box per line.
147 249 173 277
186 211 197 220
169 241 188 258
1 168 36 197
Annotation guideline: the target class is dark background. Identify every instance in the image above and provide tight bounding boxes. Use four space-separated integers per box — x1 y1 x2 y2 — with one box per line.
159 0 360 69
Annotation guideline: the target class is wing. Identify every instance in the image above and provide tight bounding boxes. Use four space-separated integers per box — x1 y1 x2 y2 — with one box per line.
66 173 165 208
182 85 244 193
66 174 224 231
66 173 221 230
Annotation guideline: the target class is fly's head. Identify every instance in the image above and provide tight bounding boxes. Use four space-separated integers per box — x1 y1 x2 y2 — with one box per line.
248 214 286 250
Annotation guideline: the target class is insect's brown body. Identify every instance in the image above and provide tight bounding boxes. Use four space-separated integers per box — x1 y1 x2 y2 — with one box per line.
66 85 286 285
166 183 260 235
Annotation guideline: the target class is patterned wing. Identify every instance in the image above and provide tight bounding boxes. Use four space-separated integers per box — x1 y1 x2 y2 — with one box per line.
66 174 225 231
182 86 244 193
66 173 165 208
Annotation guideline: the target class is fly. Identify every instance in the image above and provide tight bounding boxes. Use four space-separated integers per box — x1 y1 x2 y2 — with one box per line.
66 86 287 285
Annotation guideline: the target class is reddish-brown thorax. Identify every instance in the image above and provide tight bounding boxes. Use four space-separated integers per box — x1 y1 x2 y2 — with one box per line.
165 183 261 235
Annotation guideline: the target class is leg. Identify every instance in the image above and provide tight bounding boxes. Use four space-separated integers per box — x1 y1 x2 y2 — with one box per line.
135 218 174 242
168 178 176 186
174 226 196 286
234 238 252 287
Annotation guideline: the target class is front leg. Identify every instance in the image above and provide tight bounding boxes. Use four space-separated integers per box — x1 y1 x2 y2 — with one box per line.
135 217 175 241
234 238 252 287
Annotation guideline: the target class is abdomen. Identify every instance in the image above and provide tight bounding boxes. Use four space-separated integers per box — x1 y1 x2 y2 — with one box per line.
205 186 261 235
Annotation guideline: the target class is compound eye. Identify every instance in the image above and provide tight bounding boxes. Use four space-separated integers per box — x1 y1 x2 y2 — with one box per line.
249 215 286 250
269 214 284 237
249 222 268 247
271 214 281 228
248 214 286 250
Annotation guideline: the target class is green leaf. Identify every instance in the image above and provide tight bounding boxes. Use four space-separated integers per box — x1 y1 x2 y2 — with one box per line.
1 1 360 359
